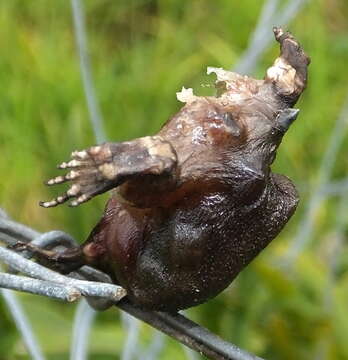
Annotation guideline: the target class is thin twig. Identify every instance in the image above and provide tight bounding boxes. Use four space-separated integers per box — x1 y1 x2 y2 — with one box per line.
70 0 106 143
0 272 80 302
70 1 148 357
121 312 141 360
286 94 348 262
0 216 40 243
1 278 46 360
233 0 308 74
31 231 77 249
0 246 126 301
141 331 166 360
70 299 97 360
118 300 263 360
233 0 279 73
0 212 46 360
318 177 348 196
69 0 110 356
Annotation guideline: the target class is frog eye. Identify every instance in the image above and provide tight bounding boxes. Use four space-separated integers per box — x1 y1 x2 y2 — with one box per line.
222 113 241 137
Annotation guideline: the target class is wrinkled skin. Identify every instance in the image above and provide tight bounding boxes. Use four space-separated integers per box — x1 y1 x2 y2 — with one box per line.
37 28 310 311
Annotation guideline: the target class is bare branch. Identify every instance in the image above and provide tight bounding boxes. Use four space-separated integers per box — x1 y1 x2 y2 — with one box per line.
0 210 46 360
70 299 97 360
118 300 263 360
233 0 309 74
1 285 46 360
0 246 126 301
70 0 106 143
0 272 80 302
121 313 141 360
142 332 166 360
286 93 348 262
0 216 40 242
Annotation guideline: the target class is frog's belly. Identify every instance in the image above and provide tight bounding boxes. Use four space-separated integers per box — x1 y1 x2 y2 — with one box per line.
122 235 250 311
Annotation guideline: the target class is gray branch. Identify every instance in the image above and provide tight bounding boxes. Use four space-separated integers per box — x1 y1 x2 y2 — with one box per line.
70 0 106 143
1 280 45 360
286 93 348 262
70 299 96 360
233 0 308 74
0 246 126 301
0 272 80 302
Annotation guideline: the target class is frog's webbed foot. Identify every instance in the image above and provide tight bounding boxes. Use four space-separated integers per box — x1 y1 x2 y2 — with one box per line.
40 136 178 208
40 144 120 207
10 241 85 274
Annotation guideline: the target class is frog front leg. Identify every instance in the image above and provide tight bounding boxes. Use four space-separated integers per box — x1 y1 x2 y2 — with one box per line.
40 136 178 207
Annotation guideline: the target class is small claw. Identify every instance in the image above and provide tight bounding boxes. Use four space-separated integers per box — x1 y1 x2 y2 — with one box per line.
46 175 68 186
67 184 81 197
39 193 71 208
58 159 81 169
39 199 59 208
58 161 68 169
71 150 89 160
65 170 79 180
89 146 101 155
69 194 90 207
67 159 82 168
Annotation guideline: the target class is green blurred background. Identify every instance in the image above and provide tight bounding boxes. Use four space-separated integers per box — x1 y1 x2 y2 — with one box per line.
1 0 348 359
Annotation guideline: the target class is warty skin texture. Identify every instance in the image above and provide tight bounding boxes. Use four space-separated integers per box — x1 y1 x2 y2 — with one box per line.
37 28 310 311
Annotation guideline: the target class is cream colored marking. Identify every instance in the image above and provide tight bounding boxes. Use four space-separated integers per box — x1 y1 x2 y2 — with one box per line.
176 87 197 104
72 150 88 159
98 163 118 180
141 137 176 161
67 184 80 196
90 146 101 155
67 159 81 168
42 200 56 207
148 143 176 161
47 179 54 185
207 66 244 83
140 136 156 149
54 176 64 183
266 57 296 95
77 194 88 202
67 170 78 180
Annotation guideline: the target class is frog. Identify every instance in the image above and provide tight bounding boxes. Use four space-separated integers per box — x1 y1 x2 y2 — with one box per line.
36 27 310 311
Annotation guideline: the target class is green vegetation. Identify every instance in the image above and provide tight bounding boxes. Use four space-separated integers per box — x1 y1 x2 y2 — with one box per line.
1 0 348 359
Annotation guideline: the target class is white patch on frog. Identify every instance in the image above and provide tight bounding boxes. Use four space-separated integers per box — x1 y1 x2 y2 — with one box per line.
176 87 197 104
266 57 296 95
191 126 206 144
208 66 257 103
207 66 243 83
98 163 118 180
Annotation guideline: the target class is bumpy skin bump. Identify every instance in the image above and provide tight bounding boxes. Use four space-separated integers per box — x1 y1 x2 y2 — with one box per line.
39 28 310 311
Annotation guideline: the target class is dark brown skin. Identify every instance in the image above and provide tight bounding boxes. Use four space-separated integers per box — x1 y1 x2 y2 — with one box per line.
36 28 310 311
